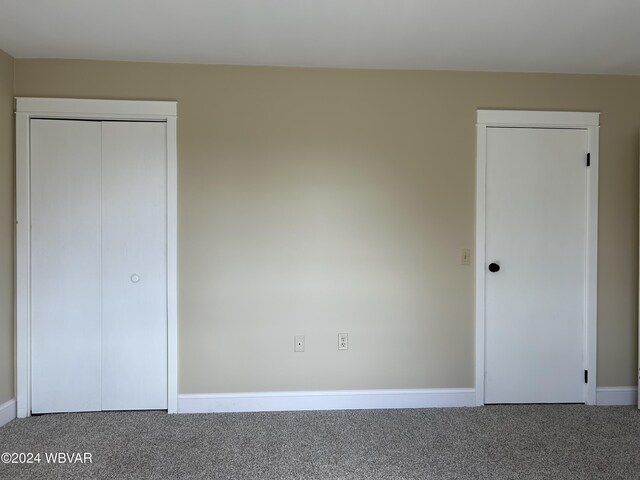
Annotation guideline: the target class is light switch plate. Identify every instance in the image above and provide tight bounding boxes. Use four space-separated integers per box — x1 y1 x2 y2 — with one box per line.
461 249 471 265
294 335 305 352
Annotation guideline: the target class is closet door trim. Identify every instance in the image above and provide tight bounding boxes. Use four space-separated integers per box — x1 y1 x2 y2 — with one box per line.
15 97 178 418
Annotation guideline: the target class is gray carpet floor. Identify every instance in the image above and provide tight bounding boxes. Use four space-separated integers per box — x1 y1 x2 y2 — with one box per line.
0 405 639 479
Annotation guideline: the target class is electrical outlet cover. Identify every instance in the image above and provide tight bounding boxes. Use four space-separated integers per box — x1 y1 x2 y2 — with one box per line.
338 333 348 350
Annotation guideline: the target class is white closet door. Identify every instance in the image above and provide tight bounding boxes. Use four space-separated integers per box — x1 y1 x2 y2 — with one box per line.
101 122 168 410
31 120 103 414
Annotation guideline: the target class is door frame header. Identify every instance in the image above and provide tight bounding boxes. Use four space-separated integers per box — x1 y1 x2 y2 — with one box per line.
16 97 177 119
475 109 599 406
477 109 599 128
15 97 178 417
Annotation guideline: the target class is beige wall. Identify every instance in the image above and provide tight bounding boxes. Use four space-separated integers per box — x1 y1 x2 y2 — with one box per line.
0 50 14 404
13 60 640 393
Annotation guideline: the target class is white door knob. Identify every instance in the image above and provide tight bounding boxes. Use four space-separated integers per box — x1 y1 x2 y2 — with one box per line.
130 274 140 283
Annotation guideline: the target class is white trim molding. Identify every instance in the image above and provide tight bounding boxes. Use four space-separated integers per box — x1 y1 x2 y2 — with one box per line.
475 110 600 406
476 110 599 128
0 399 16 427
15 97 176 119
596 387 638 406
178 388 477 413
15 97 178 416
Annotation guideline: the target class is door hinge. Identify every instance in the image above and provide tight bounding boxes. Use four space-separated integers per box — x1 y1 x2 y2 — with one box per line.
586 153 590 167
584 370 588 383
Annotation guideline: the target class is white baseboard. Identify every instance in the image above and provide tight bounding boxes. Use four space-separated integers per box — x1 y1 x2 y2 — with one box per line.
0 399 16 427
178 388 476 413
596 387 638 406
2 388 625 417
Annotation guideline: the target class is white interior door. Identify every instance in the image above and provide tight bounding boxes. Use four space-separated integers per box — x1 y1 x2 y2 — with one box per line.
484 127 588 404
101 122 168 410
30 119 167 413
31 120 103 413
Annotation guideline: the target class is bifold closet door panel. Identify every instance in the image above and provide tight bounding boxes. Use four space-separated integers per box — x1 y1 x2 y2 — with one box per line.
101 122 168 410
31 120 103 414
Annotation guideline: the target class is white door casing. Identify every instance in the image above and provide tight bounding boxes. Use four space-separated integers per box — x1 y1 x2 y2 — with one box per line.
475 110 599 406
16 98 178 417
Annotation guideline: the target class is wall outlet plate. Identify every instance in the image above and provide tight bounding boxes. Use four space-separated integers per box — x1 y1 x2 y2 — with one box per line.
338 333 348 350
294 335 305 352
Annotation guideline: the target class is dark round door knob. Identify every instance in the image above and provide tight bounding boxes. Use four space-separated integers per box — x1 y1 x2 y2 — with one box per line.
488 262 500 273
